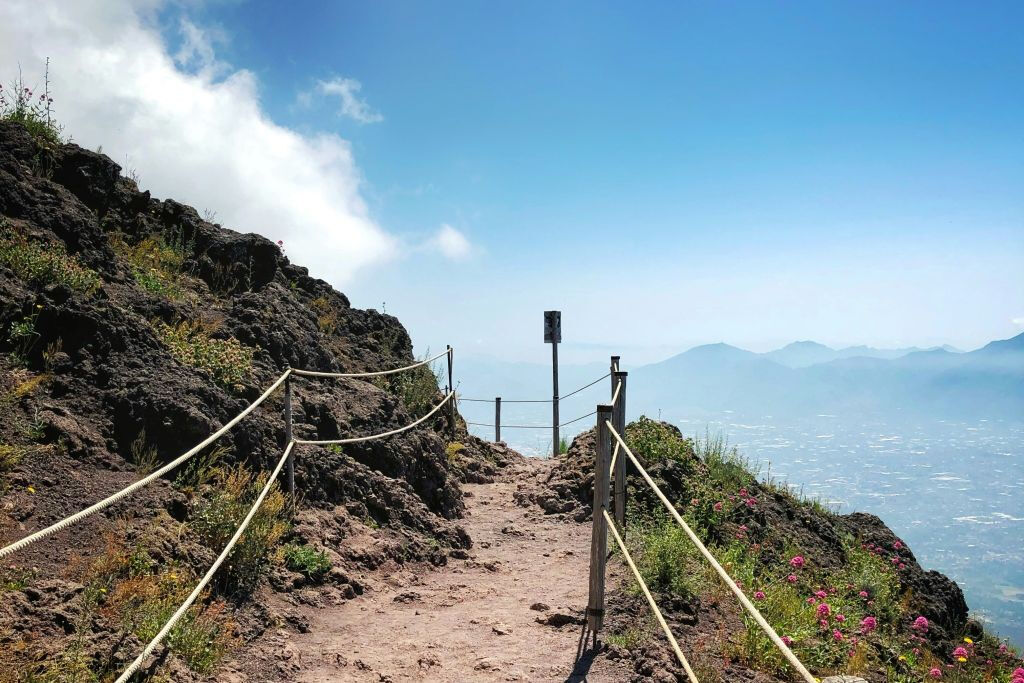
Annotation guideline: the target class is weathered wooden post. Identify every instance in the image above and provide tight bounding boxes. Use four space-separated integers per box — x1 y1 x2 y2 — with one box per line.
544 311 561 455
446 345 455 440
587 403 613 634
284 371 294 501
495 397 501 443
612 371 628 531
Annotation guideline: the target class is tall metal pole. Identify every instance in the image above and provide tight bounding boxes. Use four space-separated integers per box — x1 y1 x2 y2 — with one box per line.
495 397 501 443
552 339 559 455
446 345 455 440
284 372 294 501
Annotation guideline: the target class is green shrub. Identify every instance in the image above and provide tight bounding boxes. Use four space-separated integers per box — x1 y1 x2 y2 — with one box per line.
626 416 694 464
282 543 331 580
694 428 754 491
373 356 442 415
0 231 100 294
189 465 289 594
154 320 254 390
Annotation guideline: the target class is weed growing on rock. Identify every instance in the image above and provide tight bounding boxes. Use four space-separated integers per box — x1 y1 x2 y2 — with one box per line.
0 60 63 144
282 543 331 580
373 355 442 416
0 229 101 294
445 442 465 462
128 429 160 475
154 320 254 391
109 231 191 300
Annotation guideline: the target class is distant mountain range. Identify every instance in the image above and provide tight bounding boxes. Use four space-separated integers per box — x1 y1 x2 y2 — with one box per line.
763 340 961 368
457 333 1024 423
631 333 1024 420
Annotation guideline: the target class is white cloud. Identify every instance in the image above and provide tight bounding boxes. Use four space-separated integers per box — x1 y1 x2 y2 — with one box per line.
0 0 395 283
316 77 383 124
429 224 472 261
1012 317 1024 328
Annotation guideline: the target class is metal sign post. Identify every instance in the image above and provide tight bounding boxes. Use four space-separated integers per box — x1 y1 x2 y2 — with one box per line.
544 311 561 456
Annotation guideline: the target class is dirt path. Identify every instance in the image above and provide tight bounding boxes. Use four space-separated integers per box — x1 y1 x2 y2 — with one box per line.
283 458 632 682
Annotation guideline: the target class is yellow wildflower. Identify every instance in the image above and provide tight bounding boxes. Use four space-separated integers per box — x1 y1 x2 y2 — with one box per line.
964 637 973 644
26 486 35 494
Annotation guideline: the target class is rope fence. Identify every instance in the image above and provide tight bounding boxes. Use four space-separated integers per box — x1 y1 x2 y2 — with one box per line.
294 391 455 445
290 348 450 378
459 372 610 404
465 408 596 430
0 370 292 560
600 420 816 683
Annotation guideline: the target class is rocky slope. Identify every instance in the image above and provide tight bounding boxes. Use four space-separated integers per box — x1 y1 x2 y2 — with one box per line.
0 121 509 681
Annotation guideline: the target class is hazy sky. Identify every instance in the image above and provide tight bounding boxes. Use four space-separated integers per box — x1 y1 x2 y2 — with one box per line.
2 1 1021 365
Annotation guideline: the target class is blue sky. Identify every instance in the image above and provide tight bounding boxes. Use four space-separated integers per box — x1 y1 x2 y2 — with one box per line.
5 1 1021 364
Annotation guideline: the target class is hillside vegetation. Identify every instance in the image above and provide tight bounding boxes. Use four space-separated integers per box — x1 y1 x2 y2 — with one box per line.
529 418 1023 681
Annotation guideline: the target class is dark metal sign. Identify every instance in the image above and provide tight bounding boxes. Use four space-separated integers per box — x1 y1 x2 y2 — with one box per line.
544 310 561 344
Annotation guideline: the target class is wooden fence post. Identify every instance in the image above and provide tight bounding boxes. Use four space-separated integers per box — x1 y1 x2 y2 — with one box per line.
612 371 628 532
284 372 294 501
446 345 455 440
495 397 501 443
587 403 613 634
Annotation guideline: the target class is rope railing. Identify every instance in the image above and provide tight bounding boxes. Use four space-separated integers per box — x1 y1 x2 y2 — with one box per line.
116 441 295 682
294 391 455 445
115 385 459 681
465 408 596 431
603 508 697 681
290 348 450 378
604 421 816 683
459 372 610 404
0 370 293 560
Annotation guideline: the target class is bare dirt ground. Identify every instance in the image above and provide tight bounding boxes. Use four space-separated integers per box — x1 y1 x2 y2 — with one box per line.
275 457 633 682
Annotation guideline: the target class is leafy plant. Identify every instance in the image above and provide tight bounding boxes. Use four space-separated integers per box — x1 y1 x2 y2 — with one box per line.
445 442 464 462
0 230 101 294
154 320 254 390
282 543 331 580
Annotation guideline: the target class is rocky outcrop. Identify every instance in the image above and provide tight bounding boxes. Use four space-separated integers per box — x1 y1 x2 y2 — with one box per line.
0 120 492 678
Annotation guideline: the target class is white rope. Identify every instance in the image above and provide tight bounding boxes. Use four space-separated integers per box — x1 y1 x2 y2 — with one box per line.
606 421 817 683
294 391 455 445
0 370 292 560
290 349 450 378
459 371 611 404
115 441 294 682
603 509 698 682
610 379 622 408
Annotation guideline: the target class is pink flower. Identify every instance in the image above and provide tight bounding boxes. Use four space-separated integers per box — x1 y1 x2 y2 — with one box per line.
953 646 969 659
815 590 828 599
713 501 723 511
912 616 929 633
859 590 869 598
754 591 766 600
691 498 699 506
836 614 846 623
891 556 900 565
745 497 756 507
898 563 906 570
739 487 748 497
893 540 903 550
819 618 829 628
789 555 805 569
860 616 877 634
817 603 831 618
807 597 817 605
998 643 1006 653
781 636 793 647
787 574 798 583
739 524 748 531
833 629 844 641
929 668 942 679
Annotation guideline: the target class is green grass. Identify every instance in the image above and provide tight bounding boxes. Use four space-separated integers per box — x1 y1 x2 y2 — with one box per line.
0 230 101 294
109 232 191 300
